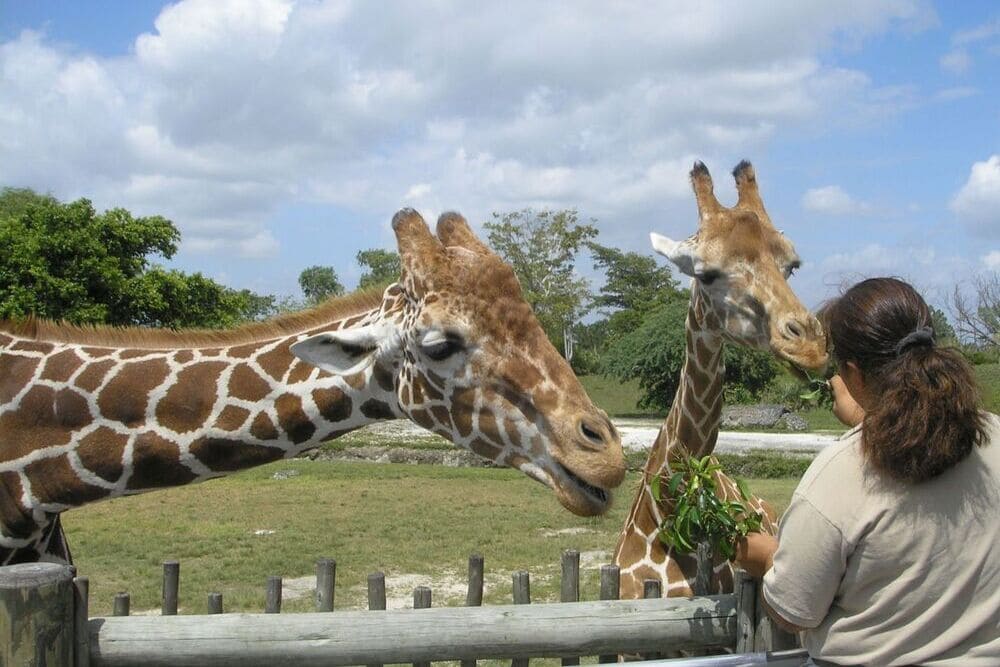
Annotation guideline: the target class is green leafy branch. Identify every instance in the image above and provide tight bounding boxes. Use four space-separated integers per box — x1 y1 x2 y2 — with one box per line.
653 455 763 560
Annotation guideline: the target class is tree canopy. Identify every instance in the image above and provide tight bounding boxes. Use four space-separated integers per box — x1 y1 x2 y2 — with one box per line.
298 265 344 305
484 208 596 349
0 188 273 327
356 249 401 290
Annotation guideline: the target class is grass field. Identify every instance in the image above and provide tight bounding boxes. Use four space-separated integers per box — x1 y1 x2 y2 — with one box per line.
65 461 796 616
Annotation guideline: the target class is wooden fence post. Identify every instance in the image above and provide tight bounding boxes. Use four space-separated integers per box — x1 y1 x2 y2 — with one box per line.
207 593 223 615
693 542 713 596
734 569 757 653
0 563 76 667
560 549 580 666
412 586 432 667
754 575 800 651
265 576 282 614
161 561 179 616
367 573 387 667
112 593 130 617
598 564 620 664
512 571 531 667
462 554 484 667
316 558 335 612
642 579 662 661
73 576 90 667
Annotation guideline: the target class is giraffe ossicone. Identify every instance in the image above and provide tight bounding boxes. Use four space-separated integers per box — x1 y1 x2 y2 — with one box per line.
614 160 828 599
0 209 625 565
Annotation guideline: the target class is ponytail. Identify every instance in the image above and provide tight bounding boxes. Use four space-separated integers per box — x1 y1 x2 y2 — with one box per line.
824 278 988 484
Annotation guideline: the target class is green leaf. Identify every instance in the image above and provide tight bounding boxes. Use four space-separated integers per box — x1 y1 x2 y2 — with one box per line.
651 473 662 503
667 471 685 496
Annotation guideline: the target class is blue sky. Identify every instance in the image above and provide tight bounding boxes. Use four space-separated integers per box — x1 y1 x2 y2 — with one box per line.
2 1 999 312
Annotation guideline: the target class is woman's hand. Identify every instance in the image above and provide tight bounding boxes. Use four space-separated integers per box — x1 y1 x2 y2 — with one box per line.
830 375 865 428
734 532 778 579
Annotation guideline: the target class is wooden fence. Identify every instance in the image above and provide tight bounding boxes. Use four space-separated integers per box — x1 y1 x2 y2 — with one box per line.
1 550 802 667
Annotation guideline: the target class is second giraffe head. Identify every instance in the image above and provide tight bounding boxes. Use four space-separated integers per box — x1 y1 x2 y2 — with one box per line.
651 161 828 375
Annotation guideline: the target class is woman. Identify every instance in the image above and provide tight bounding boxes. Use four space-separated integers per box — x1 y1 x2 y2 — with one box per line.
736 277 999 666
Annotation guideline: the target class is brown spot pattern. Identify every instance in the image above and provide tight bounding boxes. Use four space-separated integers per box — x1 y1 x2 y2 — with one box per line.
156 362 227 433
77 426 128 483
25 455 108 505
0 472 34 538
173 350 193 364
81 347 113 358
190 437 283 471
286 361 313 384
0 355 39 403
275 394 316 444
250 412 279 440
40 350 84 382
74 359 115 392
12 341 53 354
228 364 271 402
98 359 169 426
312 387 352 423
361 398 396 420
373 364 394 392
214 405 250 432
257 346 292 382
128 432 198 489
54 388 91 429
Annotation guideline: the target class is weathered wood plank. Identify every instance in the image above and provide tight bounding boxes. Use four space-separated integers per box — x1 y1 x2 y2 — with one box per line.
512 571 531 667
88 597 737 667
734 570 756 653
412 587 431 667
1 563 75 667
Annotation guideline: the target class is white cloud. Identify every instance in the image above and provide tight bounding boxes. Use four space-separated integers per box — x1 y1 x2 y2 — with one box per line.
982 251 1000 270
939 48 971 74
801 185 872 216
950 155 1000 238
0 0 935 256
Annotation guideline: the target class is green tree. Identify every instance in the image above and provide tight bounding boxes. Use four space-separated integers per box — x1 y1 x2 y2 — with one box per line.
0 187 275 328
602 300 778 411
589 242 682 343
356 249 401 290
484 209 597 351
298 265 344 305
930 305 956 343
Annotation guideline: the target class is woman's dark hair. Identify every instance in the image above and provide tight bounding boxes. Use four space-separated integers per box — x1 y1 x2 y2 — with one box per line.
822 277 988 483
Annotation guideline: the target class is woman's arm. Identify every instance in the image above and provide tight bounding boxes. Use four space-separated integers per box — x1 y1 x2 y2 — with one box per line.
735 533 808 633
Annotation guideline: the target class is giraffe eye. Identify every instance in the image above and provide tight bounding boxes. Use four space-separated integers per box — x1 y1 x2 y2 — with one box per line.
421 335 465 361
697 270 722 286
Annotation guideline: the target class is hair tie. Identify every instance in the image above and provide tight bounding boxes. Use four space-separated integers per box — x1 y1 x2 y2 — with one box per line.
894 326 935 357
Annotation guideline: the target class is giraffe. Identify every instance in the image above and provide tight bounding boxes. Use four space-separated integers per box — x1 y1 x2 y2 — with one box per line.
0 209 625 566
614 161 827 599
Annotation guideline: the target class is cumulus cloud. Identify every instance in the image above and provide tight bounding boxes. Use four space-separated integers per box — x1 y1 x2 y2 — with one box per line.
950 155 1000 238
801 185 872 216
0 0 935 256
982 250 1000 270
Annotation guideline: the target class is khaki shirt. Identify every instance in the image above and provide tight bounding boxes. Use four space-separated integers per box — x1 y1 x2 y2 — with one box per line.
763 415 1000 666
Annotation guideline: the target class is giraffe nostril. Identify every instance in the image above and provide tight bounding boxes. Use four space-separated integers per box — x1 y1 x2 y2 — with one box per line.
578 419 607 448
784 319 805 339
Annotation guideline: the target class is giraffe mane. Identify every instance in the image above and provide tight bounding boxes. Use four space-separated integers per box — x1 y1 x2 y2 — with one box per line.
0 287 386 349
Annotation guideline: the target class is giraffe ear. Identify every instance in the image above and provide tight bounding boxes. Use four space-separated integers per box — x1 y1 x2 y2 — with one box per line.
290 324 395 376
650 232 702 277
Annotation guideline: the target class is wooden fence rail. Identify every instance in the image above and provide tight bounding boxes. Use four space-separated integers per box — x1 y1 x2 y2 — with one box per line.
1 546 798 667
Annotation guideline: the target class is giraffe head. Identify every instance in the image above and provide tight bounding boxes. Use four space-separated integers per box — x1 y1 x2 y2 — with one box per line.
650 161 827 375
292 209 625 516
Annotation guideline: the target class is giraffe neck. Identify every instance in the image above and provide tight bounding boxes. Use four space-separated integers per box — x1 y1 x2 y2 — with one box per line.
647 288 725 475
0 296 400 561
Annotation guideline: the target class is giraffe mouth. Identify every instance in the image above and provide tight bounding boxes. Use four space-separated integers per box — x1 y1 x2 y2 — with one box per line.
556 462 610 508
